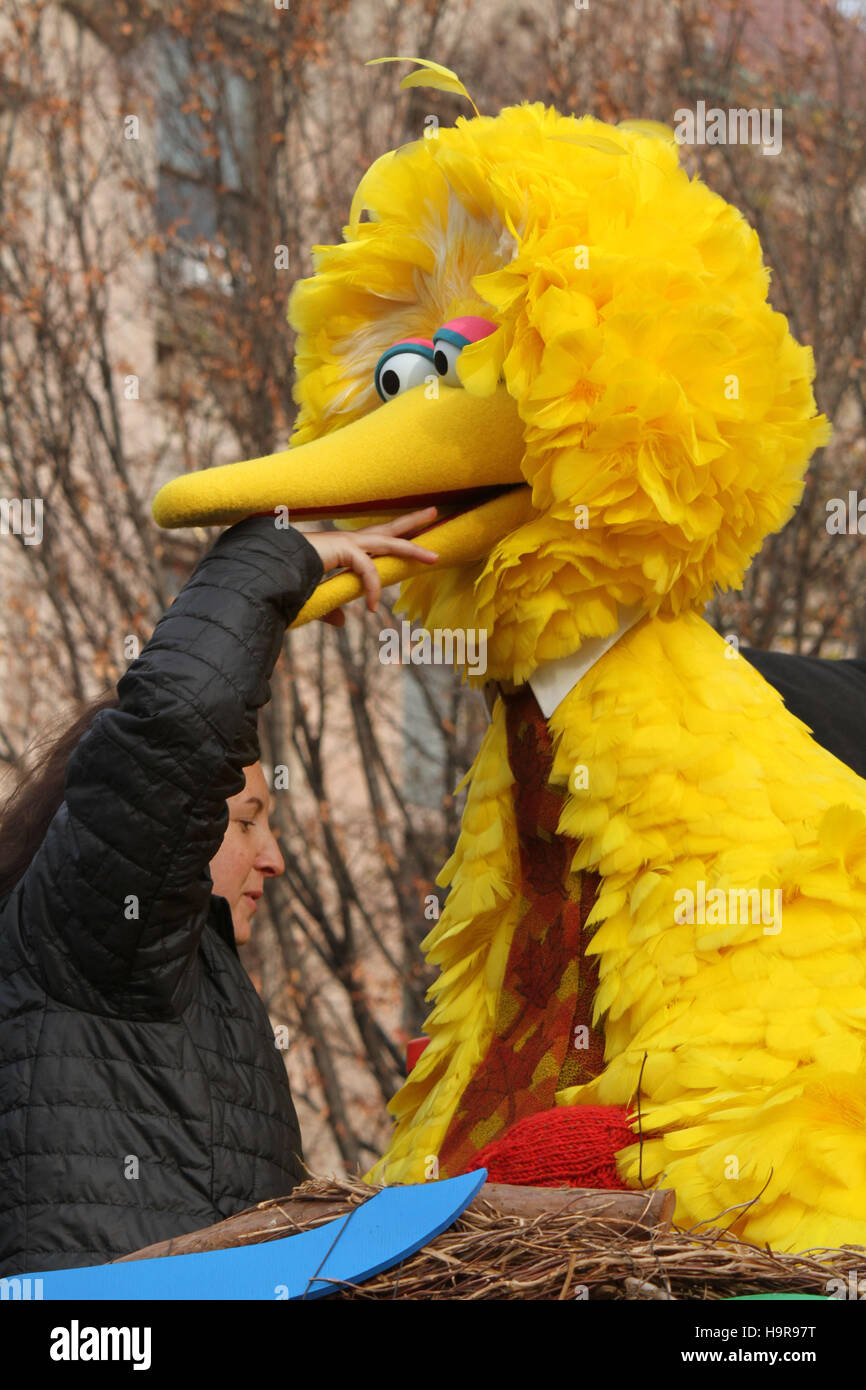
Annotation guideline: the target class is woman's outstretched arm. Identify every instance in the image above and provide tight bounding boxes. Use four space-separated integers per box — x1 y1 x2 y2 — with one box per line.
14 515 323 1018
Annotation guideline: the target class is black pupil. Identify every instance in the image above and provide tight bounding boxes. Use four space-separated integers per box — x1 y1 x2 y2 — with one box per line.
434 349 449 375
381 368 400 396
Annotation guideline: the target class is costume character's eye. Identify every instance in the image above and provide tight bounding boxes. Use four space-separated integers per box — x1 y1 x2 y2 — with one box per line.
432 316 498 387
432 336 463 386
374 339 436 401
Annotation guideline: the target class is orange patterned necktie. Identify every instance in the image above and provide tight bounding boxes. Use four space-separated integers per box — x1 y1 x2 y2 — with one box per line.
438 684 605 1177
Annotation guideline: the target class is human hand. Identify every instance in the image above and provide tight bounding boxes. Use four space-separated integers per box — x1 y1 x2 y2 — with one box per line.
303 507 439 627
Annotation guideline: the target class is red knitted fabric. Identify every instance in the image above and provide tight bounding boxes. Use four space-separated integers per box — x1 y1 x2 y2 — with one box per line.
463 1105 636 1190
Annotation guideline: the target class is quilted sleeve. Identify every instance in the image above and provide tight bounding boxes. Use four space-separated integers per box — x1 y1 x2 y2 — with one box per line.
741 646 866 779
18 514 324 1018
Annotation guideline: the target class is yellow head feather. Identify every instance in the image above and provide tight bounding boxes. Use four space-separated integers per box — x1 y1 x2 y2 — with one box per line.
365 56 481 117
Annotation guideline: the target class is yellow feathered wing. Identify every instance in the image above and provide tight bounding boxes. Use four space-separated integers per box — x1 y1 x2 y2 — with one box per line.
550 611 866 1253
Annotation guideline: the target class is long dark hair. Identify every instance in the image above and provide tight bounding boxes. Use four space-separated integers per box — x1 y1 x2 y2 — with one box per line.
0 690 120 901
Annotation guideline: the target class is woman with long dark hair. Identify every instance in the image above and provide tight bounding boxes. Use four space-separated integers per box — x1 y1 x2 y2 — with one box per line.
0 507 438 1275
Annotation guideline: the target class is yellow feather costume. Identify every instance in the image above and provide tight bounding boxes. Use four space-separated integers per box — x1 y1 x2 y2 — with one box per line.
153 95 866 1253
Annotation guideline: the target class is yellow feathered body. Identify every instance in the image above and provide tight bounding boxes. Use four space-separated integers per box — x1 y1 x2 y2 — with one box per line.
284 100 864 1252
369 610 866 1254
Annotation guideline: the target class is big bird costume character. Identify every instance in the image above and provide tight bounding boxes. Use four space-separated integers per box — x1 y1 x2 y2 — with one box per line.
153 61 866 1255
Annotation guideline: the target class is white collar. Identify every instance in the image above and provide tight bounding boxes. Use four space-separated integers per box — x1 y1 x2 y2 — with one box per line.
527 605 644 718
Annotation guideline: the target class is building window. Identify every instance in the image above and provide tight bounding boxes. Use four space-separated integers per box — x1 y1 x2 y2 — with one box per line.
155 33 255 294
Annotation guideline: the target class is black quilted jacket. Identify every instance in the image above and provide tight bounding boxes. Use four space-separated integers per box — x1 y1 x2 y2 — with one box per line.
0 515 324 1275
741 647 866 779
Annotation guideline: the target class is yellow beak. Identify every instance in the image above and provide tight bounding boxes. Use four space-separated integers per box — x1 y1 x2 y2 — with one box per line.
152 384 533 627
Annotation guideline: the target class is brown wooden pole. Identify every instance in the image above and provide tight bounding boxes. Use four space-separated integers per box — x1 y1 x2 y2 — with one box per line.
115 1182 675 1263
478 1182 675 1232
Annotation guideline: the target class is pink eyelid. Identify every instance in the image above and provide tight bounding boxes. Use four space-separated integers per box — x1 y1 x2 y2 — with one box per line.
438 316 498 343
391 336 434 350
381 320 498 356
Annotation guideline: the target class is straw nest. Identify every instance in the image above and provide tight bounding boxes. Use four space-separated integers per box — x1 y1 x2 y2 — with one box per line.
266 1175 865 1302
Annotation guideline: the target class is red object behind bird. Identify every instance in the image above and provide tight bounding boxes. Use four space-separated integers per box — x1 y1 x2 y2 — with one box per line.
461 1105 637 1190
406 1036 431 1074
404 1037 634 1191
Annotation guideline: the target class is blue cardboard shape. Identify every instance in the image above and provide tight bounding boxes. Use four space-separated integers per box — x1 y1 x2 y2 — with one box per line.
22 1169 487 1301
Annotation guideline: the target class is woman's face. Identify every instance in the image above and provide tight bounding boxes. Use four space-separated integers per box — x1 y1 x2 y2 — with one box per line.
209 762 285 946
